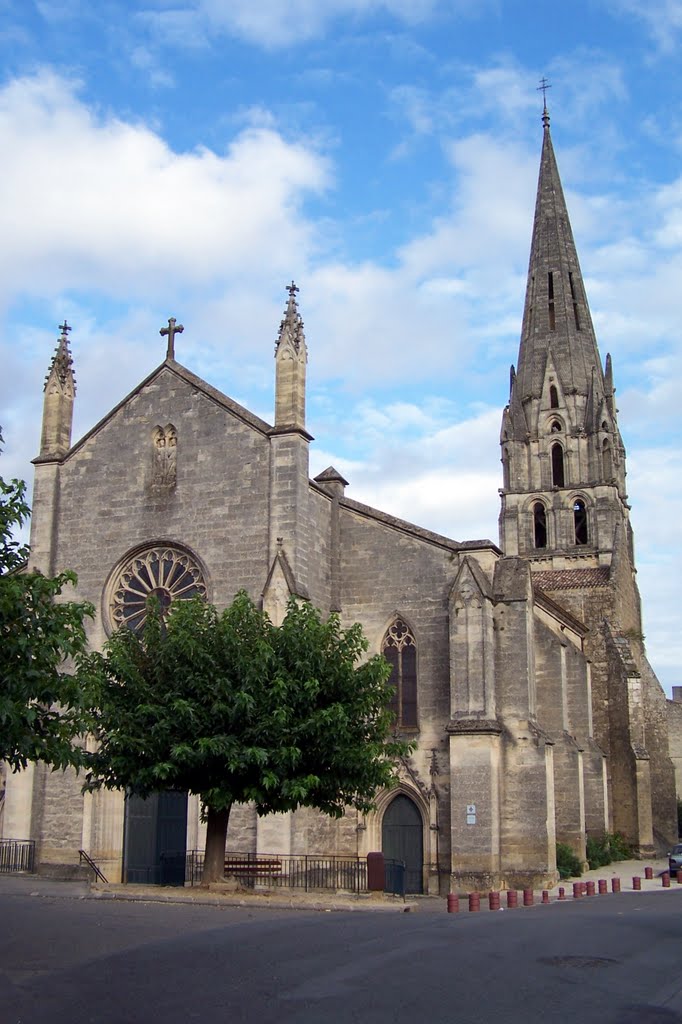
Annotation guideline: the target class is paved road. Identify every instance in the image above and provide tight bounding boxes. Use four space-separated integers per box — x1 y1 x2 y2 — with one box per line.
2 883 682 1023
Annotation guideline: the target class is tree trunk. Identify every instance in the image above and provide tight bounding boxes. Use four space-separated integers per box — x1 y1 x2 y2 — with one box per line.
202 805 231 885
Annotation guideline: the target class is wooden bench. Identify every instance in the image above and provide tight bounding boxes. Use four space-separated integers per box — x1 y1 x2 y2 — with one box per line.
224 857 282 879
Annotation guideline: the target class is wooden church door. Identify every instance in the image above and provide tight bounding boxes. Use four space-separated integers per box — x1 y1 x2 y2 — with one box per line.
382 794 424 894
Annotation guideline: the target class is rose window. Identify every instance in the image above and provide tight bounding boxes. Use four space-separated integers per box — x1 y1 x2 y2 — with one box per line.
109 546 207 633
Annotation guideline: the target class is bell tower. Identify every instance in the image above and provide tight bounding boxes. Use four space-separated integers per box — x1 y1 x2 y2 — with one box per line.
499 105 629 570
498 102 677 853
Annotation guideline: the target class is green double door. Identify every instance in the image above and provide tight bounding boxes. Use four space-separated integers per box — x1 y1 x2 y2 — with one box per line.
382 795 424 894
123 791 188 886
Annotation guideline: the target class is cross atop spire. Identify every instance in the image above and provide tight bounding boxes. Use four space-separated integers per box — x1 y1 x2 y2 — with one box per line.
58 320 71 339
537 77 551 127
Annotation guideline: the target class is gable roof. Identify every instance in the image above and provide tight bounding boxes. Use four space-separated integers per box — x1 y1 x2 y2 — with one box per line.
47 358 273 463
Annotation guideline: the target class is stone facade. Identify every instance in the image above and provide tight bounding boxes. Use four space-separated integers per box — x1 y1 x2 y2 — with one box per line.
2 113 677 893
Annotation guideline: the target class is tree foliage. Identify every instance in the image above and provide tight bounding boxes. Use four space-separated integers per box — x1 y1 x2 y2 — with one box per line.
0 461 94 771
83 591 410 882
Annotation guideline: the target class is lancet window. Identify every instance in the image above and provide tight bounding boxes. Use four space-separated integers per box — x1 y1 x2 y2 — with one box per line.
549 385 559 409
573 499 588 545
602 439 613 481
551 443 565 487
532 502 548 549
382 619 417 730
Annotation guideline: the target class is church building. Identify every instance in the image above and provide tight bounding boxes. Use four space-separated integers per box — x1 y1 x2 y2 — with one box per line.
2 108 676 894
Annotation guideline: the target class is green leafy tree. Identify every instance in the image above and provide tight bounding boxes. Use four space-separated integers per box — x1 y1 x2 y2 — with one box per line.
83 591 410 884
0 456 94 771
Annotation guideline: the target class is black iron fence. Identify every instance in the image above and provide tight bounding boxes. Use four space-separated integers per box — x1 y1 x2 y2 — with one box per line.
185 851 405 895
0 839 35 874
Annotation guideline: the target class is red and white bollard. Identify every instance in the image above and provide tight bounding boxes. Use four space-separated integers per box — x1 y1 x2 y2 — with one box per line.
489 891 500 911
586 881 596 896
611 878 621 893
598 879 608 895
558 886 566 900
644 866 653 880
447 892 459 913
468 892 480 912
573 882 582 899
632 876 641 890
662 872 671 888
506 889 518 909
541 890 550 904
523 888 534 906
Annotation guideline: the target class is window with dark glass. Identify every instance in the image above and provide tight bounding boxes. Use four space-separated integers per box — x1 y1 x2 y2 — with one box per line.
533 502 547 548
382 619 417 729
573 499 588 545
549 385 559 408
602 439 613 481
551 443 565 487
548 272 556 330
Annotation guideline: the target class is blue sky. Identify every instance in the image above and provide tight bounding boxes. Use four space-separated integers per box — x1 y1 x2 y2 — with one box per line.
1 0 681 692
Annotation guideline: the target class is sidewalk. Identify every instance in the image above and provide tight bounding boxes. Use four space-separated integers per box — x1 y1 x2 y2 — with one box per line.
0 857 678 913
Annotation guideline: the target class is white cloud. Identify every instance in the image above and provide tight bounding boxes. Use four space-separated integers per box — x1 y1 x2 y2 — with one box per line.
607 0 682 53
141 0 451 50
0 71 330 303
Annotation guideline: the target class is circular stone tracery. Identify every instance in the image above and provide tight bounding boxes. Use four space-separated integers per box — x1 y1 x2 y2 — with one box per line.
109 546 207 633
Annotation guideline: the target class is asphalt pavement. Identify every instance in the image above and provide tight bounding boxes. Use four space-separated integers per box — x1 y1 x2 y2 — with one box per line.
2 865 682 1023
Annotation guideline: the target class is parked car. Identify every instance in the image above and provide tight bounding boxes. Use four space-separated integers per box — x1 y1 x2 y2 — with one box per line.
668 844 682 876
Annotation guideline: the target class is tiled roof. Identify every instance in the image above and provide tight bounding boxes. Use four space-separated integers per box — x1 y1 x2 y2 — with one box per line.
533 567 610 591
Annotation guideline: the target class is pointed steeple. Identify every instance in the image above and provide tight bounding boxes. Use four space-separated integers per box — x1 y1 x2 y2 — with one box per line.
274 280 308 431
515 105 603 423
499 103 629 564
39 321 76 457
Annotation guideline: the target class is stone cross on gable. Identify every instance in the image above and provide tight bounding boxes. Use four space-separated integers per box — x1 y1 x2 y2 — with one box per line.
160 317 184 359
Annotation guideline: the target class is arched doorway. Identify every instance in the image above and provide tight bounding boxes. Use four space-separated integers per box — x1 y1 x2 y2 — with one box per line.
382 794 423 894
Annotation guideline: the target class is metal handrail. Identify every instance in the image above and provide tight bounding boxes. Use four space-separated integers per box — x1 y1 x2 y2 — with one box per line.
79 849 108 883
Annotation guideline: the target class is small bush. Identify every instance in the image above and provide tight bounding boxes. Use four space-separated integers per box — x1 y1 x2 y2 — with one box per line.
556 842 582 879
586 832 633 869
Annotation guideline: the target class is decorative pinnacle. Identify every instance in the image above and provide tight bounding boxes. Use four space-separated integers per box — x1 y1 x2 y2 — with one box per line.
160 317 184 360
537 76 551 126
275 280 305 355
44 321 75 392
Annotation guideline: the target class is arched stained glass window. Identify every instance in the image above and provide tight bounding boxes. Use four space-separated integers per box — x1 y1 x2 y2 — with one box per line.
382 619 417 730
533 502 547 548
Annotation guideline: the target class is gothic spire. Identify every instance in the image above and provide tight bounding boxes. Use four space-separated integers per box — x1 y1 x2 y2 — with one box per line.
39 321 76 457
275 280 306 356
274 280 308 431
515 106 603 410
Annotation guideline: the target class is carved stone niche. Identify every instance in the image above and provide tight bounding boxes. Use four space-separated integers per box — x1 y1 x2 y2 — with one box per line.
151 424 177 489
